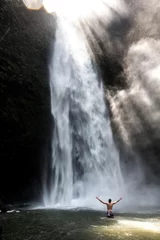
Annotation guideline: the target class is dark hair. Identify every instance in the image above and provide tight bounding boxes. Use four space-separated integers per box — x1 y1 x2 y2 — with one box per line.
108 198 112 203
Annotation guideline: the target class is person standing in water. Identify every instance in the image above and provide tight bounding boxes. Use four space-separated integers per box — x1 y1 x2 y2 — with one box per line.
96 196 122 218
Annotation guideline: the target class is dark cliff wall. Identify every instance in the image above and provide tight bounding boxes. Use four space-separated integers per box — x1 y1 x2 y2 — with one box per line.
0 0 55 203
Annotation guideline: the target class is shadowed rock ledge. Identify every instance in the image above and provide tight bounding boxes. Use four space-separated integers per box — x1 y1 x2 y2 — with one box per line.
0 0 55 202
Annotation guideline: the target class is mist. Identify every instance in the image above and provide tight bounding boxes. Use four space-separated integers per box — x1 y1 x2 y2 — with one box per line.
106 1 160 207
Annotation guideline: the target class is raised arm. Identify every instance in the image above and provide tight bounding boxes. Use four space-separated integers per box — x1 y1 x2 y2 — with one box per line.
96 197 106 204
113 197 122 204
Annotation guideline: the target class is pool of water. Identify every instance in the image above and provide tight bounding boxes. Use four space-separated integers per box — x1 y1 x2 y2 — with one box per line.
0 208 160 240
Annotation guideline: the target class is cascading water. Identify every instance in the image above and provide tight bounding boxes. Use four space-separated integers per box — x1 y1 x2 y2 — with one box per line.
43 16 123 207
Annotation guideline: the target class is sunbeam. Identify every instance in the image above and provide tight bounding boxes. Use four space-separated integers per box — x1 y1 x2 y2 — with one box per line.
22 0 127 21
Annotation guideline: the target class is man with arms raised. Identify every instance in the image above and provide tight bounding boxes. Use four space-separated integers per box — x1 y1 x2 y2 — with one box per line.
96 196 122 218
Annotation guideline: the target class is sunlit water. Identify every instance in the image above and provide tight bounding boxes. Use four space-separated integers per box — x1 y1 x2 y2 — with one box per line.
1 208 160 240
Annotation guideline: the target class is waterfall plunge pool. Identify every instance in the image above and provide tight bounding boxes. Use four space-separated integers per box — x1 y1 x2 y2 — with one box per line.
1 208 160 240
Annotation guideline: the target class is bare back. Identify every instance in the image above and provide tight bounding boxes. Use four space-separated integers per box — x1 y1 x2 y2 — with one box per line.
96 197 122 213
106 202 115 212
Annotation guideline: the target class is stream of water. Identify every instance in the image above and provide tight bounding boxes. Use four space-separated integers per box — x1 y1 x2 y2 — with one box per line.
43 16 123 207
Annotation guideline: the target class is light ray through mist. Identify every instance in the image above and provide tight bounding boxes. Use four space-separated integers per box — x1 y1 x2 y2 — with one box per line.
43 0 127 19
109 38 160 161
107 38 160 205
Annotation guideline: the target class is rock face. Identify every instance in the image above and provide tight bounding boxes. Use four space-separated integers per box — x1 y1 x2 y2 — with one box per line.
0 0 55 202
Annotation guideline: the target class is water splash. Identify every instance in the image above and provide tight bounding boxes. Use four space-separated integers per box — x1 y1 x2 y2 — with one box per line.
43 17 123 207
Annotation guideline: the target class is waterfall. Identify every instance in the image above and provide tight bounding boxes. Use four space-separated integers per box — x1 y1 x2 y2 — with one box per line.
44 17 123 207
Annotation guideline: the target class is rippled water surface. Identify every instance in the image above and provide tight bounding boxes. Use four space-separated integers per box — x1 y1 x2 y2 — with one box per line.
0 208 160 240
